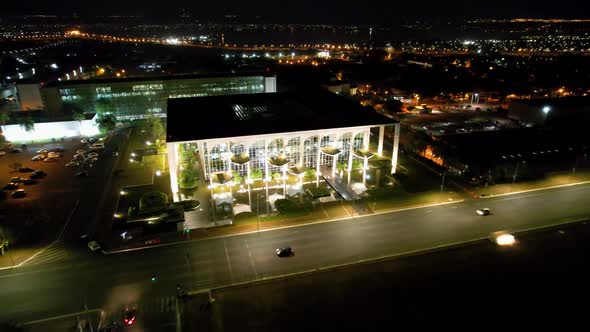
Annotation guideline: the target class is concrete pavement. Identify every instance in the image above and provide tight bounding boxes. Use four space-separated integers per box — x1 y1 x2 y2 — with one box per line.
0 182 589 325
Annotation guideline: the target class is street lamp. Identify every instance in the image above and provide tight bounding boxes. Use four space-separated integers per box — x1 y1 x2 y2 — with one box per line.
542 106 551 114
440 170 447 193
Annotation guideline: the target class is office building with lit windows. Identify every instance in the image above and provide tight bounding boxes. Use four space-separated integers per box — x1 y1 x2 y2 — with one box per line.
166 89 400 215
41 73 276 119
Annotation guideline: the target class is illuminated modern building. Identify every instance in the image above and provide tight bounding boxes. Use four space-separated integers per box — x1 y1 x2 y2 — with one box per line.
41 73 276 119
166 90 400 209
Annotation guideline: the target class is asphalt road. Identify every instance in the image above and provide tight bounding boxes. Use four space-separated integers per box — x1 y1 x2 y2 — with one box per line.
1 182 589 327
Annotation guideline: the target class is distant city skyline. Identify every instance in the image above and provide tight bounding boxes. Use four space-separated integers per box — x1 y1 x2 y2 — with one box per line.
2 0 589 23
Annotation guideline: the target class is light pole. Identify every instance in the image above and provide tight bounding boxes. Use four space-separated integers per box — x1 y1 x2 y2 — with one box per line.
512 161 522 185
256 193 260 235
440 170 446 193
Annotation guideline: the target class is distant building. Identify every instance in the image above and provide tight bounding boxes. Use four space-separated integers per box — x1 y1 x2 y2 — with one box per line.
41 73 276 119
508 97 590 128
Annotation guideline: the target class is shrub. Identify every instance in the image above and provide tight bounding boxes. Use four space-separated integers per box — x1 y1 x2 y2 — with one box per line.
251 168 263 179
139 191 168 212
179 168 199 189
306 186 331 198
275 198 311 215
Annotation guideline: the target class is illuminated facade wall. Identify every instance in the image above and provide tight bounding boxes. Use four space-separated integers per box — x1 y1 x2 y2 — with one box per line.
1 116 99 141
41 76 276 119
167 124 401 197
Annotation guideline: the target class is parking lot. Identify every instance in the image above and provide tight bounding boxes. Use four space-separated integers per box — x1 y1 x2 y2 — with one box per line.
0 136 110 255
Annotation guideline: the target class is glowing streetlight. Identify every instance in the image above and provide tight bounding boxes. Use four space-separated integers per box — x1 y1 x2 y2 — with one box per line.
120 190 127 195
155 170 162 176
542 106 551 114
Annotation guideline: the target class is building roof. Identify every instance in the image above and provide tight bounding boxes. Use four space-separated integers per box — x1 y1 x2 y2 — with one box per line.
166 89 396 142
43 72 271 88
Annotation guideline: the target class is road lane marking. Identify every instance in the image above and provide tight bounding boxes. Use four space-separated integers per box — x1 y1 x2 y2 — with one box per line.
188 216 590 297
244 240 259 279
223 239 235 283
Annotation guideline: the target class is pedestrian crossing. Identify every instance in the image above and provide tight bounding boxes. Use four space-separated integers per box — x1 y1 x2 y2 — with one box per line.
24 241 70 266
129 296 178 313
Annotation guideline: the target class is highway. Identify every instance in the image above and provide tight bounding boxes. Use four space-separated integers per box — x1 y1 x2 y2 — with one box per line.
1 182 589 328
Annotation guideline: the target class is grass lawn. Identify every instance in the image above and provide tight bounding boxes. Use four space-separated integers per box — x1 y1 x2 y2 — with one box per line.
475 169 590 197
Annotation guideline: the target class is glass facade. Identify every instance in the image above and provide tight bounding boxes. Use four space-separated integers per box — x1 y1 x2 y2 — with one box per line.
42 76 273 119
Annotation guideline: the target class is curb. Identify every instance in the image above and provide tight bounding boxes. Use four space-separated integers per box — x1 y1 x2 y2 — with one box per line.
479 180 590 199
103 199 465 254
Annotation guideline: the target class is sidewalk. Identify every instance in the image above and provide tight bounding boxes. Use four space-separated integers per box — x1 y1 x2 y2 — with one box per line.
103 193 465 253
0 245 46 269
474 170 590 197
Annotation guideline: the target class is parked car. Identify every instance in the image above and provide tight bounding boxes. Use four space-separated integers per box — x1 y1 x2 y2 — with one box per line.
30 170 47 178
80 139 88 144
43 157 58 162
75 171 88 177
276 247 294 257
66 162 79 167
82 163 93 168
31 155 45 161
10 177 24 183
73 154 85 160
90 143 105 149
87 152 99 158
23 179 37 185
18 167 35 172
10 148 22 153
49 148 65 152
36 149 48 154
47 152 62 158
11 189 26 198
76 150 86 155
0 151 6 156
3 183 19 190
87 241 101 251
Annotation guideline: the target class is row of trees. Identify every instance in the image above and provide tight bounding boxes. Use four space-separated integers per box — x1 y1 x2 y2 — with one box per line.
0 113 35 133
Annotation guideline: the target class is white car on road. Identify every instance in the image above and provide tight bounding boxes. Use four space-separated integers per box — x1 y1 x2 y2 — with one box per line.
88 241 101 251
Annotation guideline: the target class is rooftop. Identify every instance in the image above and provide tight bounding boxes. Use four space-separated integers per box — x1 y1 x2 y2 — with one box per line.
43 72 271 88
166 89 395 142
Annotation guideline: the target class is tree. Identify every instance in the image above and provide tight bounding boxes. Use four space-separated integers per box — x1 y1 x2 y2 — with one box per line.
142 115 165 143
72 111 85 134
96 113 117 134
0 112 10 125
18 117 35 133
232 171 243 184
251 168 263 179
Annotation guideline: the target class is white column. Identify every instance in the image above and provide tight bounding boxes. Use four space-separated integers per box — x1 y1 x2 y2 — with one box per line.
197 141 207 180
377 125 384 156
299 135 304 166
166 142 179 201
316 135 322 186
347 132 354 171
264 138 269 181
204 141 211 181
332 155 337 177
391 123 400 174
226 141 232 174
363 128 370 150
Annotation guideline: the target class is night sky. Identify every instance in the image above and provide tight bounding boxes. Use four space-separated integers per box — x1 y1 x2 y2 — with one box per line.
3 0 589 22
